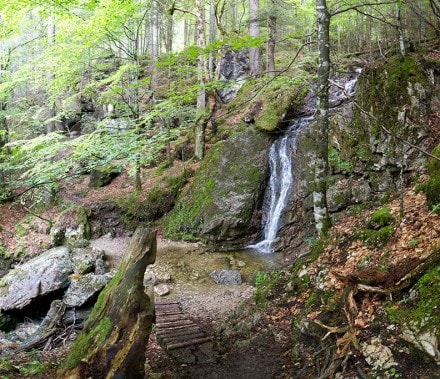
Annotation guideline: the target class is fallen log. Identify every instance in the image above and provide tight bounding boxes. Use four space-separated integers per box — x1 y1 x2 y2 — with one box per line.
59 227 156 379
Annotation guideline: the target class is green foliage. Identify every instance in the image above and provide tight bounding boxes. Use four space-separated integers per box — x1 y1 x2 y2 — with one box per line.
387 263 440 340
367 207 396 229
254 270 282 308
117 169 193 229
19 360 47 375
329 146 353 172
420 144 440 211
357 207 396 247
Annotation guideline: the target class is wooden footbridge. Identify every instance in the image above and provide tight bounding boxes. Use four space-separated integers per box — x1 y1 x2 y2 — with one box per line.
155 301 214 364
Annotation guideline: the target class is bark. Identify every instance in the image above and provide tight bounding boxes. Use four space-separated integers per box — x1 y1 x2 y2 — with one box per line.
46 12 57 134
267 0 276 77
314 0 331 234
194 0 208 160
60 228 157 379
249 0 262 77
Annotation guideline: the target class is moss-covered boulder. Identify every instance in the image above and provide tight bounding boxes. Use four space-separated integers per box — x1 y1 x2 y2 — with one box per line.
50 206 92 247
164 128 271 245
237 74 310 132
88 164 122 188
424 144 440 210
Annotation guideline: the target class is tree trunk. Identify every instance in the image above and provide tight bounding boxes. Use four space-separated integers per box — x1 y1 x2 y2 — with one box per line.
46 12 56 134
194 0 208 160
249 0 262 77
314 0 331 234
267 0 276 77
59 228 156 379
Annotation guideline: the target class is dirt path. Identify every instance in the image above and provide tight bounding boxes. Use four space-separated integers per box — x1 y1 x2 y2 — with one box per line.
90 234 289 378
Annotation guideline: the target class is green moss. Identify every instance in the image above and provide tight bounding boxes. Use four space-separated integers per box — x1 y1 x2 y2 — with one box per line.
65 316 112 370
15 223 29 238
423 144 440 211
387 263 440 339
117 169 193 229
367 207 396 229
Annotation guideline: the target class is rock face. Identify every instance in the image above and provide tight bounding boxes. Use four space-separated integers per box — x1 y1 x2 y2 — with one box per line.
165 128 271 245
277 58 440 252
217 49 250 104
0 246 72 311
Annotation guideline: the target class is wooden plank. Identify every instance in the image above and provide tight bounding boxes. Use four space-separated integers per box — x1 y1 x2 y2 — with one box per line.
156 326 200 337
155 324 200 333
155 319 194 328
161 332 207 344
167 337 213 350
155 301 180 307
157 314 187 321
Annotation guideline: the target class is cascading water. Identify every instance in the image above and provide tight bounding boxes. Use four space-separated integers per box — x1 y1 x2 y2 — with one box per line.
248 71 361 254
248 116 313 254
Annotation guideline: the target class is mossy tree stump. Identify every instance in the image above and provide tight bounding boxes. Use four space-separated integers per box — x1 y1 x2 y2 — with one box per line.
60 227 157 379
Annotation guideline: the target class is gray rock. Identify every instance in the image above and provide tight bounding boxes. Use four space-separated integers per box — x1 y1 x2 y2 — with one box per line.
71 247 105 275
154 284 170 297
209 270 242 285
401 319 440 364
169 128 271 245
218 49 250 103
50 206 91 247
0 246 73 311
361 337 397 371
63 273 111 307
327 178 372 212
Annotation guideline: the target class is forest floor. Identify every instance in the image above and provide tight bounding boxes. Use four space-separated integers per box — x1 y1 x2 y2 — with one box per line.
1 161 440 378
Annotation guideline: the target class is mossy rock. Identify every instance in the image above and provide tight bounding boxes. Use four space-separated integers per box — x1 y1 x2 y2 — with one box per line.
164 128 271 244
232 74 311 132
425 144 440 210
88 164 122 188
50 206 92 247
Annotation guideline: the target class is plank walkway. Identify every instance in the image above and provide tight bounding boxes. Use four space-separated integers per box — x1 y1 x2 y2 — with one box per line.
155 301 214 364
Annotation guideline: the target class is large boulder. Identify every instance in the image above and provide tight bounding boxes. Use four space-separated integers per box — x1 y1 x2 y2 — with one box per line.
165 128 271 245
0 246 73 311
63 273 112 307
50 206 92 247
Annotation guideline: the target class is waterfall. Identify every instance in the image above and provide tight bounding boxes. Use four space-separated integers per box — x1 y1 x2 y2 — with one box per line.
248 116 313 254
248 71 360 254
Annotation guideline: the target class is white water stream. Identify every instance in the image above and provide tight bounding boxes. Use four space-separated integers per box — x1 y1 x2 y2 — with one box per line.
248 116 313 253
248 72 360 254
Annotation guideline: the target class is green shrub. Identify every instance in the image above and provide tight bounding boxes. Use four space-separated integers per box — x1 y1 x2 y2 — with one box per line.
118 169 193 228
422 144 440 211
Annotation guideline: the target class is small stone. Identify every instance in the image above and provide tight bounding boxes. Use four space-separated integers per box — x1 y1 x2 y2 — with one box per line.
155 284 170 297
361 337 397 371
209 270 242 285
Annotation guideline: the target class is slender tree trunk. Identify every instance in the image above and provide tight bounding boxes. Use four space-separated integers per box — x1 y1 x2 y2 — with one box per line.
314 0 331 234
267 0 276 77
46 12 56 134
249 0 262 77
396 2 406 56
194 0 208 160
152 0 160 92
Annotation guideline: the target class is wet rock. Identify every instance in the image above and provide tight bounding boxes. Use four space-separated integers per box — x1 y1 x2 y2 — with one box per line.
0 246 73 311
401 319 440 364
63 273 112 307
209 270 242 285
361 337 397 371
